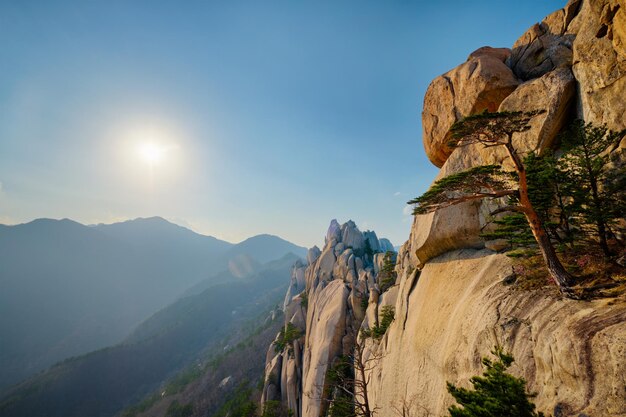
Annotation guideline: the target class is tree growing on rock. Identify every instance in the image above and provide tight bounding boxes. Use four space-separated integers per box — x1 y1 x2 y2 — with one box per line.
319 335 383 417
446 347 544 417
408 110 576 295
557 120 626 257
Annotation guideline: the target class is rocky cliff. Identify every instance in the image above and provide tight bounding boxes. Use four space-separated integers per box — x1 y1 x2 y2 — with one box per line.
262 1 626 416
261 220 397 417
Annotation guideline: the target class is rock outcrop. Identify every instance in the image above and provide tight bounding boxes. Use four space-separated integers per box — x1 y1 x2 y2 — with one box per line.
571 0 626 132
261 221 396 417
422 46 520 167
263 1 625 416
366 249 626 417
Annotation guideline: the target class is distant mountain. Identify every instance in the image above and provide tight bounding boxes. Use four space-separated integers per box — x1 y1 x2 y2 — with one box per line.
226 234 307 264
0 217 305 390
0 255 298 417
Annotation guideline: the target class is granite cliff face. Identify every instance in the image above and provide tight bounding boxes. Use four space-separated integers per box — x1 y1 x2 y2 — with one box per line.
261 220 395 417
262 1 626 416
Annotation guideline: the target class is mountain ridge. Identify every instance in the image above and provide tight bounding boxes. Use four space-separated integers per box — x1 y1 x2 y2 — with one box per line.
0 216 306 390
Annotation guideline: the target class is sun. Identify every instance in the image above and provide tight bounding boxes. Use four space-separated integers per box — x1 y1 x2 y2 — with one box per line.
137 142 166 165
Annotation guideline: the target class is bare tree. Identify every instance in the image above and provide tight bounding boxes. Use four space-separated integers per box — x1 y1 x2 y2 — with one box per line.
327 335 383 417
391 394 434 417
308 334 384 417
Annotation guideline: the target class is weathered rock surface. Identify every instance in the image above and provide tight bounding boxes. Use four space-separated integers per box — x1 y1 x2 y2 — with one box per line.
434 67 576 178
507 2 580 80
263 2 626 417
262 220 396 417
422 46 520 167
409 201 484 267
572 0 626 132
365 249 626 417
499 67 576 158
302 280 349 417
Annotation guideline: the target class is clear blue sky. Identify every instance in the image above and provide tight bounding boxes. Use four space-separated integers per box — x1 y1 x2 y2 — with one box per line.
0 0 564 247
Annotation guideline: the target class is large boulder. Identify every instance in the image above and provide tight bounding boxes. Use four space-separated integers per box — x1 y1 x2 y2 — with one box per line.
499 67 576 158
341 220 365 251
433 67 576 178
571 0 626 132
408 68 575 267
409 202 484 268
422 46 520 167
307 246 321 266
507 1 581 80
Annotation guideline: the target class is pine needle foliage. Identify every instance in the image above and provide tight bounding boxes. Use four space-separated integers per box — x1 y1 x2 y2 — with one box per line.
273 323 302 354
408 165 515 215
362 305 395 339
408 110 578 293
447 347 544 417
449 110 545 147
379 251 398 292
558 120 626 256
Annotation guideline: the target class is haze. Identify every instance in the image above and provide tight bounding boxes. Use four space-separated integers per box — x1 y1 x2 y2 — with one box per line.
0 0 562 247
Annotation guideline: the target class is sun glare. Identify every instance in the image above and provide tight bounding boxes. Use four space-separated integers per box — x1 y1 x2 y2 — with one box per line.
138 142 166 165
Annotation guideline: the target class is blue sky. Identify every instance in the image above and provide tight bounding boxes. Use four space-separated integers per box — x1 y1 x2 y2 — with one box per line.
0 0 564 247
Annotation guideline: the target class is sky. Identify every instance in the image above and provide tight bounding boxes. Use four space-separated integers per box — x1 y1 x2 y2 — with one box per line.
0 0 564 248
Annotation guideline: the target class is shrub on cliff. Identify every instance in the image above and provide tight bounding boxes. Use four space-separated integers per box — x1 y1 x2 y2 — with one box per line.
273 323 302 353
362 305 395 339
379 251 398 292
447 347 544 417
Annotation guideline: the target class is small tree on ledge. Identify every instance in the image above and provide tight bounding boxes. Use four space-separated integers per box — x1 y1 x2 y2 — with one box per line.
446 346 544 417
408 110 576 296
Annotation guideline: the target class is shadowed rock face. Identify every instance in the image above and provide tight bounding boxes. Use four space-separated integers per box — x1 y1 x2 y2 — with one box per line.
507 1 581 80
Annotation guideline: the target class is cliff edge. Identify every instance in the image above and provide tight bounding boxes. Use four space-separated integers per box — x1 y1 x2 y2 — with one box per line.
263 1 626 416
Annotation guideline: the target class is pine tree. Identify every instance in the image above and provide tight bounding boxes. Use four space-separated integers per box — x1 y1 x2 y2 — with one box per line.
447 347 544 417
480 152 572 254
408 110 576 295
558 120 626 257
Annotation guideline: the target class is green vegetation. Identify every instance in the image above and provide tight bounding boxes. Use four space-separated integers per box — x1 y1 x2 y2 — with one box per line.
273 322 302 353
260 400 289 417
409 112 626 296
119 305 284 417
480 153 561 255
212 382 257 417
360 295 368 312
558 121 626 257
447 347 544 417
325 355 355 417
362 305 395 339
166 400 193 417
379 251 398 292
409 164 513 216
300 291 308 308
